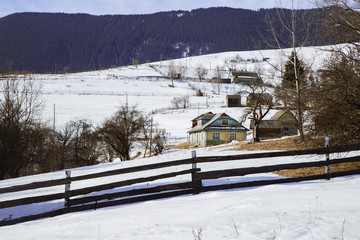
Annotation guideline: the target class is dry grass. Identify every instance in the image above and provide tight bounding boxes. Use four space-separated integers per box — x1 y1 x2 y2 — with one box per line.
169 137 360 177
275 162 360 177
232 136 360 177
231 136 324 151
170 142 190 149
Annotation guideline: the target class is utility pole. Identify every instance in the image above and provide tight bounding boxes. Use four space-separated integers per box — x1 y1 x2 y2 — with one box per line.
149 117 153 157
53 104 56 131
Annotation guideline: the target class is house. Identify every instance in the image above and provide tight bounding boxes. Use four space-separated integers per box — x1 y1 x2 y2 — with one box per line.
229 71 259 84
211 78 231 84
188 112 248 147
250 110 298 139
246 93 273 106
226 95 242 107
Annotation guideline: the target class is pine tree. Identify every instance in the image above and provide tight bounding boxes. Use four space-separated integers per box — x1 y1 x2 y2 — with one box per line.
282 51 305 88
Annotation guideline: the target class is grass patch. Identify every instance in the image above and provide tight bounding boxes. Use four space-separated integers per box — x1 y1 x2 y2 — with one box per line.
232 136 324 151
275 162 360 177
231 136 360 177
170 142 189 149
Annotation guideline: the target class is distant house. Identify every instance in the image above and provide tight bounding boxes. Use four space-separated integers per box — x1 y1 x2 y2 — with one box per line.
246 93 273 107
229 71 259 84
226 95 242 107
211 78 231 84
250 110 298 139
188 112 248 147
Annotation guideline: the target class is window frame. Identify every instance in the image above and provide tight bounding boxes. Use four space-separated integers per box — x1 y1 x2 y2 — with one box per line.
230 132 237 140
222 119 229 126
213 132 220 140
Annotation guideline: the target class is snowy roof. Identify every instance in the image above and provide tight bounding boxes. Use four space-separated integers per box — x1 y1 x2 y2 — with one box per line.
191 112 215 121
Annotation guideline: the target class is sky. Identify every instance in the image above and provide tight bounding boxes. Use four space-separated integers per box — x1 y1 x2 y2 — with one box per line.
0 0 314 19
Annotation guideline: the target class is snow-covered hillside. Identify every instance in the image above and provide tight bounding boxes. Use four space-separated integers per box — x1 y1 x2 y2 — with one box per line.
1 44 359 239
36 45 334 143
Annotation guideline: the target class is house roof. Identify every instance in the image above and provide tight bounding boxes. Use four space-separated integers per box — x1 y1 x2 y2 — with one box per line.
191 112 214 121
269 110 294 121
188 112 247 133
226 95 241 99
230 71 258 77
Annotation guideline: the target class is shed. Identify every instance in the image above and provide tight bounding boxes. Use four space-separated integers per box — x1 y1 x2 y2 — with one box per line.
226 95 242 107
250 110 298 139
229 71 259 84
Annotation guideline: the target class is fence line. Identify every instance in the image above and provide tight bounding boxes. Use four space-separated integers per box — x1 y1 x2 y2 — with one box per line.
151 100 225 114
0 143 359 226
41 90 194 97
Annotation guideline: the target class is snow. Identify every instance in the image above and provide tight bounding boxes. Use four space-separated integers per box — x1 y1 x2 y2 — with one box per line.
1 166 359 239
1 44 360 239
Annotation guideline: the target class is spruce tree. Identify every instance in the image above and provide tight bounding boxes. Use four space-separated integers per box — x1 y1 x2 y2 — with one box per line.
282 51 305 88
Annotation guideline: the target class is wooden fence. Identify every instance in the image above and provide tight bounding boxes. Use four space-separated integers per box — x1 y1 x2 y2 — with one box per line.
0 143 360 227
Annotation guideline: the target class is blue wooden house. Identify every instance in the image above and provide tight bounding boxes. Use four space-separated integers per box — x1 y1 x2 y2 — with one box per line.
188 112 248 147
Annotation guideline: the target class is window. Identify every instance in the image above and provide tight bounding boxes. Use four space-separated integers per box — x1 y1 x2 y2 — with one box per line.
222 119 229 126
213 132 220 140
230 132 237 140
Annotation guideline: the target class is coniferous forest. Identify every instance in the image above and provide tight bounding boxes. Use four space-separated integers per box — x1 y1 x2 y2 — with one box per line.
0 7 334 73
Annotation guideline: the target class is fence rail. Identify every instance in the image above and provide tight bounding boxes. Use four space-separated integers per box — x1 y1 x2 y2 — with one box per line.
42 90 195 97
0 143 359 227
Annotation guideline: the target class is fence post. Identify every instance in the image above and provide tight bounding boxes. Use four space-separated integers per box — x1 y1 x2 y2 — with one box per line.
325 137 330 180
65 170 71 208
191 151 202 195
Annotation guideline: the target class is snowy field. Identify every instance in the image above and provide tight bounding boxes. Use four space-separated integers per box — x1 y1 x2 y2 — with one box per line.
1 145 360 240
1 45 360 239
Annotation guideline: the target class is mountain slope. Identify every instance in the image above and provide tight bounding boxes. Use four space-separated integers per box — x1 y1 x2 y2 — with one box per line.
0 7 329 73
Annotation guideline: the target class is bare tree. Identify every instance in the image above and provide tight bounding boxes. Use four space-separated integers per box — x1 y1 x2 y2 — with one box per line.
195 63 208 81
150 129 167 156
212 65 224 95
176 62 187 80
0 75 44 179
55 122 75 169
66 120 99 167
317 0 360 46
32 127 55 174
241 78 273 142
311 0 360 144
264 0 314 141
274 51 314 140
171 95 190 109
311 48 360 144
167 61 177 87
98 104 149 161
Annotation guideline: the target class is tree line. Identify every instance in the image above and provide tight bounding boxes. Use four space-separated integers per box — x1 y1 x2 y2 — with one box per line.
0 7 331 74
0 76 165 180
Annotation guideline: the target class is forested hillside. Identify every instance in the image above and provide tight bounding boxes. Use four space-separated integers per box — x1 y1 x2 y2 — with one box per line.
0 7 329 73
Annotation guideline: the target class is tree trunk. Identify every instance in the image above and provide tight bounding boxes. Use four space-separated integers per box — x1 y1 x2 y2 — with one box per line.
253 123 260 142
296 88 305 141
